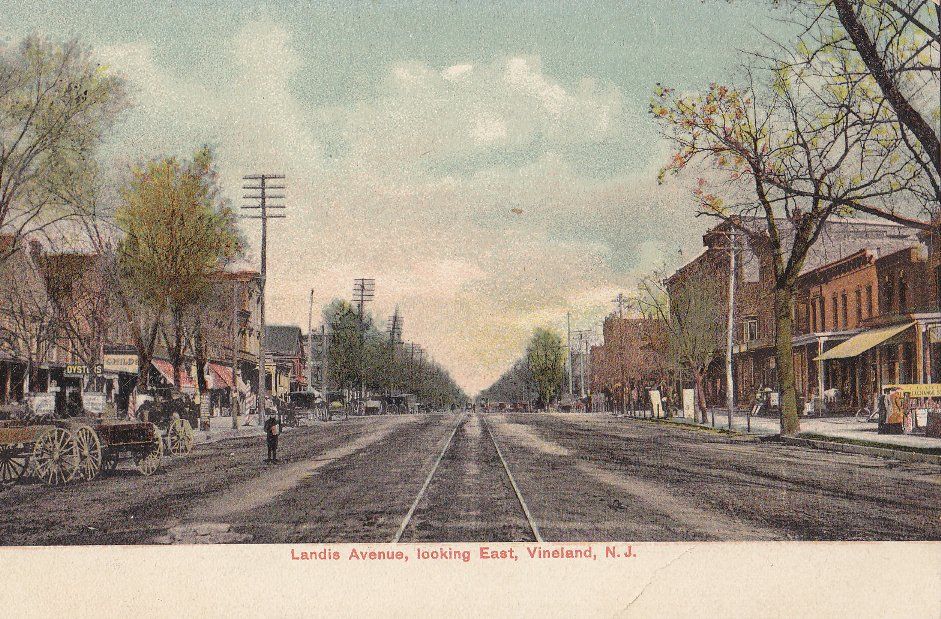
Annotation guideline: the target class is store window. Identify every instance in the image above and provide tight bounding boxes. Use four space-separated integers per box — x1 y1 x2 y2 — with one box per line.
855 288 862 324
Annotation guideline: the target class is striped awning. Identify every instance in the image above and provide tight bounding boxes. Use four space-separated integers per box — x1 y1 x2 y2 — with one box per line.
814 322 915 361
152 359 197 392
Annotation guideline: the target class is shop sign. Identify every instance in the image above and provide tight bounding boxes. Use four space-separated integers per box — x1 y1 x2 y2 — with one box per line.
65 364 103 377
104 353 139 374
884 383 941 397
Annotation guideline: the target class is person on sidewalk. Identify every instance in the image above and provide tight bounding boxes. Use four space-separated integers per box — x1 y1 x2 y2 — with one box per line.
264 413 280 463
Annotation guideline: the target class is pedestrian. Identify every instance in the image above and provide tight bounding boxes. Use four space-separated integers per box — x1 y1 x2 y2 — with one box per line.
264 413 280 463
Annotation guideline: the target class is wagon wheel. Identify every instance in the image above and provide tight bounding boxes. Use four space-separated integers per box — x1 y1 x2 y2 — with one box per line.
73 425 102 481
0 444 28 489
166 418 195 455
135 424 163 476
31 428 79 486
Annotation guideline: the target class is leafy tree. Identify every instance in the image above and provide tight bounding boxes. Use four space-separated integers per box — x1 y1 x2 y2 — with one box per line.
115 147 242 409
0 36 126 260
526 328 565 410
479 359 535 405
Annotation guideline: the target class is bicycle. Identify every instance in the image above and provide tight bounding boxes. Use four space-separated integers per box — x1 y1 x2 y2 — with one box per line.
855 407 879 422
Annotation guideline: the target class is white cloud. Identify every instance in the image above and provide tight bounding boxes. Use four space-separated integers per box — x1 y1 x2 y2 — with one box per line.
91 19 703 393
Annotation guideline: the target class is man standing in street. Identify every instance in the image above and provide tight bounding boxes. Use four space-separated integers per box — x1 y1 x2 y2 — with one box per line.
264 412 280 463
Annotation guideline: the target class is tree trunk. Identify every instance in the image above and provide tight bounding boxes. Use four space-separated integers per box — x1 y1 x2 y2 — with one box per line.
775 285 800 436
170 308 185 393
693 370 708 423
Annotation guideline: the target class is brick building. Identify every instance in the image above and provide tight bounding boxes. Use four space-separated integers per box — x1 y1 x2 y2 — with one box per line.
669 218 920 408
590 315 668 412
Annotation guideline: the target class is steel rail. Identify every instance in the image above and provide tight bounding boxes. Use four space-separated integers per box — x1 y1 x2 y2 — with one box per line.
391 414 464 543
482 417 543 543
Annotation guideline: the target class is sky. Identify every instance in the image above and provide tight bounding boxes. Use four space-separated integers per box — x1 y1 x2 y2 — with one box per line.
2 0 791 394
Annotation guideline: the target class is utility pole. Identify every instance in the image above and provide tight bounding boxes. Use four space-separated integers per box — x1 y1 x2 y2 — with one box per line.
572 329 592 401
352 278 375 404
567 312 573 399
241 173 285 427
320 325 328 396
230 278 240 430
612 293 627 319
387 308 402 396
307 288 315 393
725 230 736 430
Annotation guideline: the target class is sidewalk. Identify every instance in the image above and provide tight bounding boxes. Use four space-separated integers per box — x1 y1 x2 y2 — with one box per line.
193 415 266 445
626 409 941 458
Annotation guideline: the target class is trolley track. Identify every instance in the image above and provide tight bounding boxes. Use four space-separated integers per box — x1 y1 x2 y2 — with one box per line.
393 413 542 543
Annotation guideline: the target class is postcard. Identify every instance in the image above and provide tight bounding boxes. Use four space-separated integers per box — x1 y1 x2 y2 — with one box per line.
0 1 938 616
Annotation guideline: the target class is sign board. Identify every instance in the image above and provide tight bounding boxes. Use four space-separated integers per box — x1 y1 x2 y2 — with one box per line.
649 390 663 419
770 391 780 407
884 383 941 398
103 353 139 374
682 389 695 419
65 364 103 378
82 392 106 416
28 392 56 416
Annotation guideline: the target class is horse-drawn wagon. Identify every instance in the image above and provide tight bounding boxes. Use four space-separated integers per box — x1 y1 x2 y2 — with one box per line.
0 415 163 489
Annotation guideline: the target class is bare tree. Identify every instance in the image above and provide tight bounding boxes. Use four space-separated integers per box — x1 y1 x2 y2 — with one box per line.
638 269 725 423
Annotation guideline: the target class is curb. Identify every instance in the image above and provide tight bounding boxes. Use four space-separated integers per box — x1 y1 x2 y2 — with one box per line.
781 436 941 465
622 415 762 442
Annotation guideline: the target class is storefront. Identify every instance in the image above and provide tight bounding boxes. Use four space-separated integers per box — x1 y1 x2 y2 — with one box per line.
813 319 941 411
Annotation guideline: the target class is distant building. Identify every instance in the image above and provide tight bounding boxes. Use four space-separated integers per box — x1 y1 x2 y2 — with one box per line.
264 324 307 396
590 316 668 412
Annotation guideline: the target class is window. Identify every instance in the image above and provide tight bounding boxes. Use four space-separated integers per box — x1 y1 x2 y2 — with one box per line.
855 288 863 324
936 266 941 311
744 317 759 342
819 297 826 331
831 294 838 330
811 300 818 332
866 285 874 317
841 291 848 329
883 272 894 311
898 268 907 312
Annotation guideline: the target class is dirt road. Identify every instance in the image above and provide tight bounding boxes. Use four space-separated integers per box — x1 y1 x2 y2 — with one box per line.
0 412 937 544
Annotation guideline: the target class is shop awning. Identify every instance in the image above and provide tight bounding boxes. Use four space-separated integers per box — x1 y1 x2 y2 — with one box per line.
151 359 196 392
207 363 234 390
814 322 915 361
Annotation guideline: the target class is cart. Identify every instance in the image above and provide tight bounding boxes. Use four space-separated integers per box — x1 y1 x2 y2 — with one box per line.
0 421 79 487
137 395 197 456
0 416 163 488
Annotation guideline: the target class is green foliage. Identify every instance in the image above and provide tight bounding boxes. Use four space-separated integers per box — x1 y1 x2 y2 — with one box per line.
526 327 565 408
322 298 467 408
0 36 126 254
116 147 243 311
479 359 535 404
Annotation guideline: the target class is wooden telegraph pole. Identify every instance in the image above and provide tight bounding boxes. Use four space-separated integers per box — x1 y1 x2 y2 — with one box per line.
241 173 285 427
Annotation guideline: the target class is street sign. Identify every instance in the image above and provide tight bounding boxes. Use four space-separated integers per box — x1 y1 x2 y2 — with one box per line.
104 353 139 374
